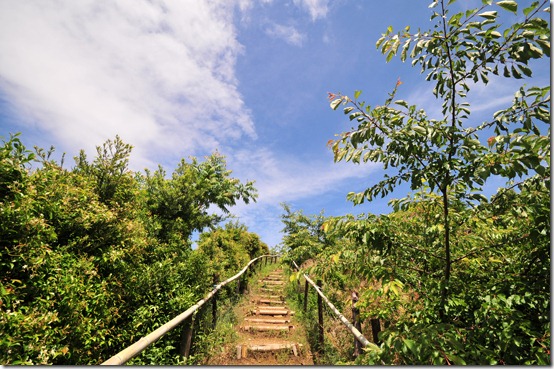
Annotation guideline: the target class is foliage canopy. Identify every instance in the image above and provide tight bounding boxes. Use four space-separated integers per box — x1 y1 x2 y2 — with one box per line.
283 0 550 365
0 133 263 365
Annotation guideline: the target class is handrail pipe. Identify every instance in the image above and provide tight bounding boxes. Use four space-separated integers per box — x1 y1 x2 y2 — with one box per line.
292 261 379 352
101 254 279 365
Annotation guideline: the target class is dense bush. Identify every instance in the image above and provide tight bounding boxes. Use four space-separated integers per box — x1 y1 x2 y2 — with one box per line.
0 133 261 365
282 0 550 365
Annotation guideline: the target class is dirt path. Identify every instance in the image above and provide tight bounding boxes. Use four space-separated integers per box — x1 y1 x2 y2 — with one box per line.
205 265 314 365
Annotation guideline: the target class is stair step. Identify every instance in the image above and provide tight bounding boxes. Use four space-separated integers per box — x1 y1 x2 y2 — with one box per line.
259 295 284 300
260 280 284 285
245 317 291 324
256 305 288 310
236 343 301 359
264 276 283 281
260 287 281 292
242 324 294 332
255 298 286 305
254 308 294 316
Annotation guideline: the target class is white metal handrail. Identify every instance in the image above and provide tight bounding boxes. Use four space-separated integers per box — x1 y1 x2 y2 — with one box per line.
292 260 379 351
101 254 279 365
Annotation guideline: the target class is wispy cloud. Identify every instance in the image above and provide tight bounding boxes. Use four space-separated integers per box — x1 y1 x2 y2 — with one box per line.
0 0 254 170
293 0 330 21
229 146 377 205
402 73 541 125
265 23 306 46
225 146 379 246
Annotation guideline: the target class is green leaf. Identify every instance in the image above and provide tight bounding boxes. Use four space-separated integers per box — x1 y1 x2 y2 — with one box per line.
395 100 409 108
528 43 543 58
349 112 362 121
536 39 550 55
402 338 417 354
518 64 532 77
523 2 539 17
354 90 362 100
344 106 354 114
400 40 410 61
478 10 497 19
449 12 463 26
480 71 489 84
511 65 522 79
413 126 426 135
503 65 511 77
496 0 517 14
448 354 467 365
330 98 343 110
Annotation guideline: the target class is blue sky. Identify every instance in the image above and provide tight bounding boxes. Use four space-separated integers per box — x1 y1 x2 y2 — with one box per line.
0 0 550 248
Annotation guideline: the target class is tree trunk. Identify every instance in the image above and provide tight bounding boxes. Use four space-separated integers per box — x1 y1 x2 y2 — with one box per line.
439 188 451 321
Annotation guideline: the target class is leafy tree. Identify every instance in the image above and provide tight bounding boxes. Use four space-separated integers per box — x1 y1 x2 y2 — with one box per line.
0 136 121 364
280 203 333 266
196 221 269 280
328 0 549 321
0 133 36 250
314 0 551 364
0 134 263 365
143 153 258 246
74 135 136 208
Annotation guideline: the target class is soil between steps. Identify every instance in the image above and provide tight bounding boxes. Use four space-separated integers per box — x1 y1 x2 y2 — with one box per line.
203 265 314 365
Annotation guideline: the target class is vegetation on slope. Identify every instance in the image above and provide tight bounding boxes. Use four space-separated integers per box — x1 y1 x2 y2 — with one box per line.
0 134 268 365
282 0 550 364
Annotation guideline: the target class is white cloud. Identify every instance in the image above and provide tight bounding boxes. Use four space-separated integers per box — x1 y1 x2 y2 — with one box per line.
265 23 306 46
293 0 330 21
0 0 255 170
402 74 531 125
229 146 377 205
223 146 378 247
